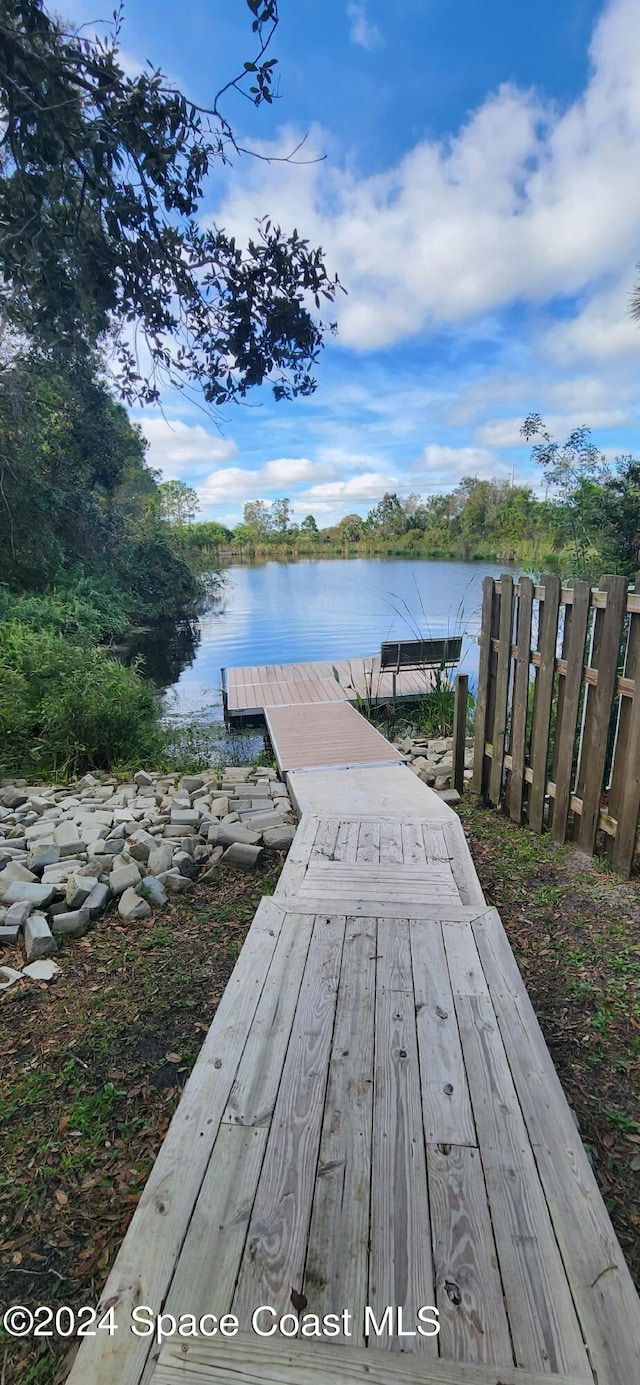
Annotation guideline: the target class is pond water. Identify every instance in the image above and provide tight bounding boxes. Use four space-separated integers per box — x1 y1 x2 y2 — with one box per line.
157 557 518 720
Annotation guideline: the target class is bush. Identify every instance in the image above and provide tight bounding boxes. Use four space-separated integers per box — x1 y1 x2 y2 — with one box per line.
0 624 161 777
116 539 199 625
0 574 129 646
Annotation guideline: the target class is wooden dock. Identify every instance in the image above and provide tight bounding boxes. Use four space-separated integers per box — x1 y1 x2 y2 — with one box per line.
67 697 640 1385
224 655 435 720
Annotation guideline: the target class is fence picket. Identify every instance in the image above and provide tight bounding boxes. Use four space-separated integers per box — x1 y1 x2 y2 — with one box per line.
474 573 639 873
550 582 591 844
607 573 640 832
488 575 514 805
509 577 533 823
528 574 561 833
472 576 496 797
577 575 629 853
452 673 469 796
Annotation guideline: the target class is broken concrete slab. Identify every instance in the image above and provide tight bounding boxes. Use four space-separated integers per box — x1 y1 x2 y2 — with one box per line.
24 913 58 961
22 958 61 981
3 881 57 909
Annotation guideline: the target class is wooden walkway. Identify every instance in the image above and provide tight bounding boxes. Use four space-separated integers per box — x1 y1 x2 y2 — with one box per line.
265 701 405 773
224 655 435 719
68 792 640 1385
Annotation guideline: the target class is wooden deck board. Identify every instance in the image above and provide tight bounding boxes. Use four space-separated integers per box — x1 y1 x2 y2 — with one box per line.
68 806 640 1385
265 701 405 773
226 654 435 717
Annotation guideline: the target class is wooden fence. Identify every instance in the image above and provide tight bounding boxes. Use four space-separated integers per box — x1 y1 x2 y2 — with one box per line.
473 572 640 875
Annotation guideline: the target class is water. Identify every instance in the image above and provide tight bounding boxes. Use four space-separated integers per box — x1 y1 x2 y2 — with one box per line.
159 557 517 718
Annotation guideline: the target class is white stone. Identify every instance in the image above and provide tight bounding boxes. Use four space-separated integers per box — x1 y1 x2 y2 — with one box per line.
0 965 23 991
109 863 141 896
24 913 57 961
23 959 61 981
118 887 151 920
3 880 57 909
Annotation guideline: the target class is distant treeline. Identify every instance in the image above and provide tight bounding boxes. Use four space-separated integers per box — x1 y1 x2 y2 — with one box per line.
168 458 640 580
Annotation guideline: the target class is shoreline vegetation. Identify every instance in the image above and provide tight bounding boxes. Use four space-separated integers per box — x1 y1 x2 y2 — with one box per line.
3 385 640 781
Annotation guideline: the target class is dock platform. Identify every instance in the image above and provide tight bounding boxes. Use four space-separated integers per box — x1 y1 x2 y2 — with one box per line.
224 655 435 720
68 703 640 1385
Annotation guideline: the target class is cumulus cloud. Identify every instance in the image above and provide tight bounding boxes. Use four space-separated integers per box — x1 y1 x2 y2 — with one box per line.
214 0 640 358
475 409 629 449
140 419 238 481
347 3 382 51
196 456 337 507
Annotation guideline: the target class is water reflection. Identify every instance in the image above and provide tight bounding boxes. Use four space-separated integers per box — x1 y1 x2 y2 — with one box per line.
123 618 201 689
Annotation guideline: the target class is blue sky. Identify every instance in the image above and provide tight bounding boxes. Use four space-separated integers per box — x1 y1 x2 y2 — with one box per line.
68 0 640 526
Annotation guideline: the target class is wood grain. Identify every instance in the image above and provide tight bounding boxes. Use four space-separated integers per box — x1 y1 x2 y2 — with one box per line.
488 573 514 805
410 921 476 1145
473 906 640 1385
67 898 284 1385
509 575 534 822
529 574 561 833
550 582 590 843
369 918 436 1355
427 1143 513 1367
152 1334 594 1385
456 993 591 1378
233 915 345 1323
304 918 376 1343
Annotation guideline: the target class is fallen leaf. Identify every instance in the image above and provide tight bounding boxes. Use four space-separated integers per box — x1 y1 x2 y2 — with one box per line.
55 1189 69 1206
165 1052 181 1064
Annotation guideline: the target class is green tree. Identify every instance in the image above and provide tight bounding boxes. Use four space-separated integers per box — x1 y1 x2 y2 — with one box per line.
300 513 318 533
0 0 340 405
271 496 292 535
339 513 364 541
364 492 407 538
243 499 272 537
158 480 200 526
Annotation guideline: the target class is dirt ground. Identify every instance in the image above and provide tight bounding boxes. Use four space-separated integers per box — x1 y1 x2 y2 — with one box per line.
0 853 283 1384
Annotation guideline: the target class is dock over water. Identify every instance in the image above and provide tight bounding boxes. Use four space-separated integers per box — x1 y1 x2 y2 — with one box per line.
223 654 436 720
68 677 640 1385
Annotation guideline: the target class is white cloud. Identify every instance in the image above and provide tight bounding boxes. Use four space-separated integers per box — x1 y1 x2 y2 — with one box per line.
140 419 237 481
214 0 640 358
544 278 640 366
196 456 337 507
347 3 382 51
418 444 506 480
475 409 629 448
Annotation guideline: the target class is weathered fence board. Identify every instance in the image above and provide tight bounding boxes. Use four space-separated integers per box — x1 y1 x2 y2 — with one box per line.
475 574 640 874
488 574 513 805
550 581 591 844
529 574 561 834
509 575 534 823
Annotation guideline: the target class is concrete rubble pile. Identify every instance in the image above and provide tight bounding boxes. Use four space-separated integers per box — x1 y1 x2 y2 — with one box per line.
393 733 474 801
0 766 296 989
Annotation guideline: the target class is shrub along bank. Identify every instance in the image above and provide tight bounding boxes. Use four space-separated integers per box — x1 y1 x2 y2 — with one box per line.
0 349 200 778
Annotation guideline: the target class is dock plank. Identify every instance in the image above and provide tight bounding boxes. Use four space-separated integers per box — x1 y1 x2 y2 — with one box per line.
153 1335 594 1385
427 1142 513 1368
233 915 346 1322
304 917 377 1344
473 907 640 1385
410 921 476 1146
369 918 437 1355
66 899 285 1385
456 993 592 1378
